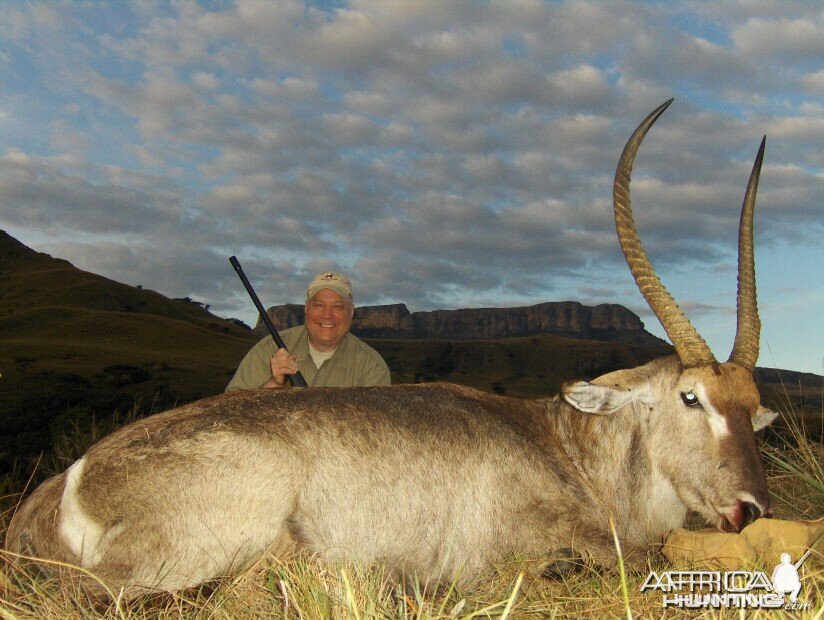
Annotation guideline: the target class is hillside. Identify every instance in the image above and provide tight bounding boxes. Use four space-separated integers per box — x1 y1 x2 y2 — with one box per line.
0 230 259 472
372 335 671 398
0 230 256 387
0 230 820 478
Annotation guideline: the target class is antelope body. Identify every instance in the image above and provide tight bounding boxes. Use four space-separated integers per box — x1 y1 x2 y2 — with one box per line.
5 101 777 598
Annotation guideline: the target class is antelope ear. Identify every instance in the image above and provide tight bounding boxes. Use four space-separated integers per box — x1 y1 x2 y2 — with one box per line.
562 381 635 415
752 406 778 431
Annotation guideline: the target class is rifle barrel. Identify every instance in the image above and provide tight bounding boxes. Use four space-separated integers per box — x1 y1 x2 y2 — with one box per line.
230 256 308 387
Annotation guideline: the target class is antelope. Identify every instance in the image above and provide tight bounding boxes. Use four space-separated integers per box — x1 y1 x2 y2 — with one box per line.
4 100 777 599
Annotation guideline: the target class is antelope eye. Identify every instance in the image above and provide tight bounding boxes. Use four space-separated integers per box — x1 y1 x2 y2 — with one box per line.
681 391 700 407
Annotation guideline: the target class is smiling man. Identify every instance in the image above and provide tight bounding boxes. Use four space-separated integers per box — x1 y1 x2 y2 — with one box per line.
226 272 391 391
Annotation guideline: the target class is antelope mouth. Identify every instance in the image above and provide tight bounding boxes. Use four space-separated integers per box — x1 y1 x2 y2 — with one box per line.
716 513 740 533
713 500 765 533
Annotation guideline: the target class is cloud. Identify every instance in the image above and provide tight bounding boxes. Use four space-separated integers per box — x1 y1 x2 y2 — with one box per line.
801 69 824 93
0 0 820 374
731 15 824 60
0 151 181 236
549 64 612 106
765 115 824 141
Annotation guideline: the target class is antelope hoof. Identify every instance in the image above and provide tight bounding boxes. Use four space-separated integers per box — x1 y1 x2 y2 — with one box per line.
540 548 586 579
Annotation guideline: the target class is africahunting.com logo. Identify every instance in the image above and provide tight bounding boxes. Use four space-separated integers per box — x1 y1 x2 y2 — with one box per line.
641 550 812 610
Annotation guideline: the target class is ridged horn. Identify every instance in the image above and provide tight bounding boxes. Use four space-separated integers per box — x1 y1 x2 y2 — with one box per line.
728 137 766 372
613 99 717 367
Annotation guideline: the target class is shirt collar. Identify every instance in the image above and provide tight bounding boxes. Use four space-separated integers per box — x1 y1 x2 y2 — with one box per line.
293 327 352 368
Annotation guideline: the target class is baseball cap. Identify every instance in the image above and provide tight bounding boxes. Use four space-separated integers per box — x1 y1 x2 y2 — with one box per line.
306 272 353 299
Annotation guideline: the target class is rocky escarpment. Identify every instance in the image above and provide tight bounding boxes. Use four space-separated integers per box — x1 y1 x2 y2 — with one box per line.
258 301 665 346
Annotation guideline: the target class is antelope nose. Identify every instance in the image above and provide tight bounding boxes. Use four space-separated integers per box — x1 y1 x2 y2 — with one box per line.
742 501 761 526
726 500 762 532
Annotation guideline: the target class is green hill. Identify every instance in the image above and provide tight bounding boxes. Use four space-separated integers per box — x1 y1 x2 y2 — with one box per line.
1 230 818 478
374 336 670 398
0 230 260 472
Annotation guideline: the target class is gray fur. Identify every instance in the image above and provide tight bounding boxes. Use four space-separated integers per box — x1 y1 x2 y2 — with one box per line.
5 355 773 598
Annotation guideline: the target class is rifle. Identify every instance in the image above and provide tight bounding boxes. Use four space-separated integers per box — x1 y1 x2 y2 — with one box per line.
794 549 812 570
229 256 309 387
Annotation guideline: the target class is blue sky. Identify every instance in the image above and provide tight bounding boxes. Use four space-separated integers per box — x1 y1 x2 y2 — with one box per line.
0 1 821 374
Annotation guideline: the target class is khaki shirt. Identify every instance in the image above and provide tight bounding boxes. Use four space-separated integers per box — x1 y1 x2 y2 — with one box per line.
225 325 391 391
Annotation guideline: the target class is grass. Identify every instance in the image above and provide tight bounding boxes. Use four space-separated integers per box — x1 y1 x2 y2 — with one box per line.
762 402 824 522
2 546 820 618
1 396 822 619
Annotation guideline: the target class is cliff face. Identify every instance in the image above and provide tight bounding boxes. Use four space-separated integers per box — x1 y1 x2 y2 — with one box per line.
351 303 415 338
265 304 306 332
258 301 664 346
409 301 652 343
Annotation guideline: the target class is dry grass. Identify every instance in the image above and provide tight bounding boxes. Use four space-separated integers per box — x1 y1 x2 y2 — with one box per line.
2 546 820 619
1 400 822 619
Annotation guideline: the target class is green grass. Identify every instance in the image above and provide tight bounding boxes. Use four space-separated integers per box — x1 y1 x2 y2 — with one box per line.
0 235 259 408
0 240 262 476
762 409 824 521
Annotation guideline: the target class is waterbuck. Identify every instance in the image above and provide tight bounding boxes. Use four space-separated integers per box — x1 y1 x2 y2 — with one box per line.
4 100 777 598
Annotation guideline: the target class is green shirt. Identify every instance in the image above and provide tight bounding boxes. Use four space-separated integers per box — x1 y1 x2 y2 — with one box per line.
225 325 391 391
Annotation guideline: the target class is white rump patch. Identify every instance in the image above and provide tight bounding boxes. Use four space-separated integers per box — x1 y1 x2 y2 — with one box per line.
58 458 106 567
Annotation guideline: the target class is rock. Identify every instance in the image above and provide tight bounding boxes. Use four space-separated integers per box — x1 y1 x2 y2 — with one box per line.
662 519 824 570
740 518 824 568
408 302 655 342
263 304 305 331
662 528 756 570
352 303 414 338
257 301 666 345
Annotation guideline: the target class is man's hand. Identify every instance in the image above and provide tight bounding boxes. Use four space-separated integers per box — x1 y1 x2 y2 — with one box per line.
261 348 299 388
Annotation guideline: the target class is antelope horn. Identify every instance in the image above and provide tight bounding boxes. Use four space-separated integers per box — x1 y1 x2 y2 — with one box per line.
728 137 766 372
613 99 716 368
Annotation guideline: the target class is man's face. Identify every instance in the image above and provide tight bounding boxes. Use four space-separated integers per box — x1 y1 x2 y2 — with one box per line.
305 288 354 352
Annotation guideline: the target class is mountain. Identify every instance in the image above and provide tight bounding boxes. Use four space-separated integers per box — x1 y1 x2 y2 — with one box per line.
261 301 665 345
0 230 256 380
0 230 247 330
0 230 820 477
0 230 259 472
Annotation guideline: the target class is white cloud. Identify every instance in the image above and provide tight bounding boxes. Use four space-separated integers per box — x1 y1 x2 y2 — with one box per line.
731 15 824 59
549 65 611 105
766 116 824 141
801 69 824 93
191 72 220 91
49 120 92 155
0 152 181 236
0 0 821 372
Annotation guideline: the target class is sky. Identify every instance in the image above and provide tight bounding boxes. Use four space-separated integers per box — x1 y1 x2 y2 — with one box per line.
0 1 822 375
